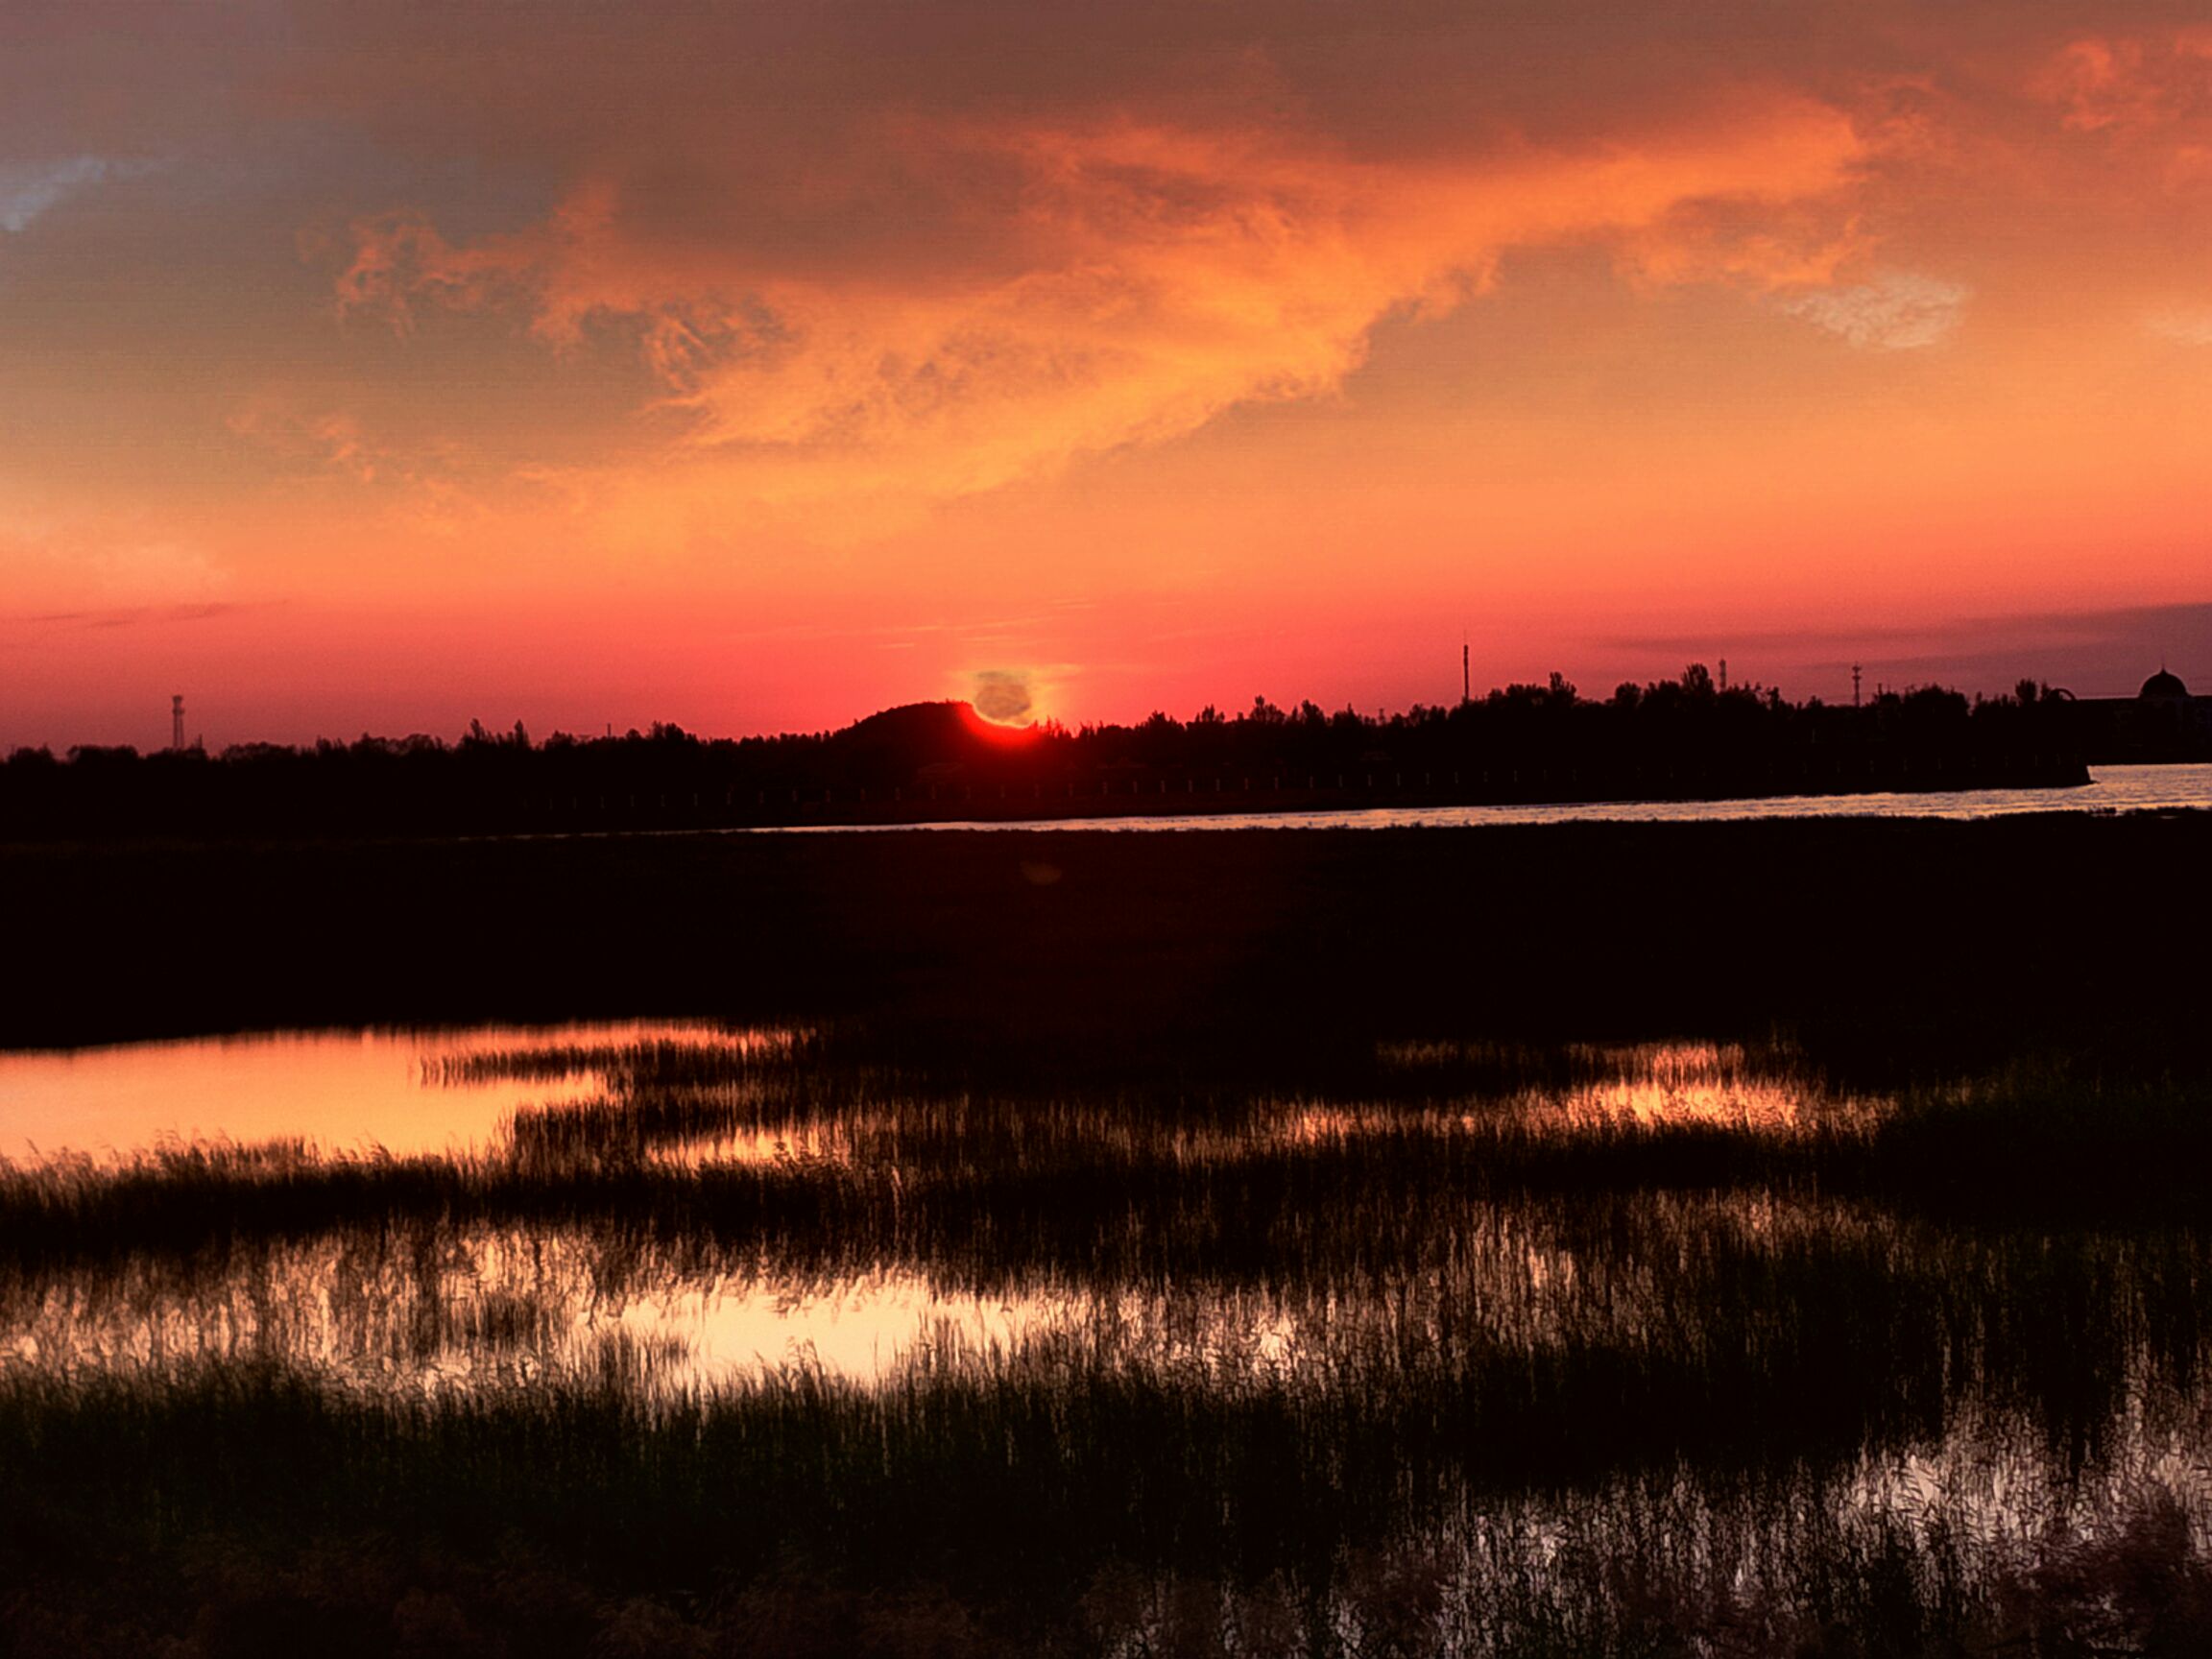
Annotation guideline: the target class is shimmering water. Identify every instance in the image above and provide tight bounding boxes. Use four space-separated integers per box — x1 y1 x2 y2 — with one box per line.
765 760 2211 831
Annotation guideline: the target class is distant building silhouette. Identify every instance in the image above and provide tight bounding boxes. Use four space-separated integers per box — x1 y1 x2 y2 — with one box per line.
2058 668 2211 761
2141 668 2189 701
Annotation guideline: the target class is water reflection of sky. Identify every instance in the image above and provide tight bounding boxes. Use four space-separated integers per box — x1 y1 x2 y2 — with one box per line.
733 761 2212 833
0 1025 1863 1168
0 1202 1728 1395
0 1021 788 1161
0 1023 1870 1395
0 1234 1059 1393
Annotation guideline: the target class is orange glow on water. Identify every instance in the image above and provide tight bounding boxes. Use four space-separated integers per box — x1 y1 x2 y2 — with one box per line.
0 1023 795 1163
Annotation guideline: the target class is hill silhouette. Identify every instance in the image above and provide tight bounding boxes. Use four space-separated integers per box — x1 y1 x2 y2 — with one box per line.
829 700 1000 772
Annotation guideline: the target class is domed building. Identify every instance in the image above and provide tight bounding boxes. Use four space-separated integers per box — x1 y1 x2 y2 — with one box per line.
2140 668 2190 702
2062 666 2209 761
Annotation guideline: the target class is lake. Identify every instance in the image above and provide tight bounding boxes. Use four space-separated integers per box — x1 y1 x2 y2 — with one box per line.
757 759 2212 831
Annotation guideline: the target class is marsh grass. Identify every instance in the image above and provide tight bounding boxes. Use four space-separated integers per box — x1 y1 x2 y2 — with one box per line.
3 1027 2205 1272
6 1341 2212 1656
5 1026 2211 1654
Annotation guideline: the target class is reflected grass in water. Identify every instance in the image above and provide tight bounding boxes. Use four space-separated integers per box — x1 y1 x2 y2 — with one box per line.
7 1038 2208 1286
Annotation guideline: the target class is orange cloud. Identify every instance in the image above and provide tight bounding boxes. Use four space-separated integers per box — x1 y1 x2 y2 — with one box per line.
2033 30 2212 137
335 100 1870 512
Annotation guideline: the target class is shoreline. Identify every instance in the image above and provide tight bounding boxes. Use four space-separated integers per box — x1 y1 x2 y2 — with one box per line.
494 757 2092 833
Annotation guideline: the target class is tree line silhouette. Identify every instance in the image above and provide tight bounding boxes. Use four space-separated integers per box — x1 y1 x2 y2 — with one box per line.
2 666 2085 838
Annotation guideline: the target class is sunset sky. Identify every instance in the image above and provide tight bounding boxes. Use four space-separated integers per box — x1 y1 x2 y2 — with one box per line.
4 0 2208 751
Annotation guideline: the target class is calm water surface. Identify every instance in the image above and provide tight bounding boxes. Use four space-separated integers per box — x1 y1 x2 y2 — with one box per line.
0 1019 791 1161
767 760 2212 831
3 1030 1850 1388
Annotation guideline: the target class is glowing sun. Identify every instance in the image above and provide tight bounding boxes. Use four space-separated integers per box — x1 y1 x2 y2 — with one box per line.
969 669 1039 729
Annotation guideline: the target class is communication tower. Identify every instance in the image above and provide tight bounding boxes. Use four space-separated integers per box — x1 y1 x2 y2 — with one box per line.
171 694 184 751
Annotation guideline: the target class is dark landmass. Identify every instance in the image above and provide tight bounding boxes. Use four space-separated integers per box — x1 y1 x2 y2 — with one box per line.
7 809 2202 1087
4 666 2087 840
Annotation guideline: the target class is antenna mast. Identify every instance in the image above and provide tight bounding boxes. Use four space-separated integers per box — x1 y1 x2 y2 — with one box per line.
171 694 184 752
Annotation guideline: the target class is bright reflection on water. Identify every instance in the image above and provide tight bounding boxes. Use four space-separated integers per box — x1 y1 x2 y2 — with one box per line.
0 1020 796 1161
0 1189 1879 1393
0 1229 1063 1392
1382 1038 1879 1132
762 760 2212 832
0 1025 1876 1393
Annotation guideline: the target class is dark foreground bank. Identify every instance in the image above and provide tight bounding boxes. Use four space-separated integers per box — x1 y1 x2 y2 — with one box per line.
6 811 2206 1074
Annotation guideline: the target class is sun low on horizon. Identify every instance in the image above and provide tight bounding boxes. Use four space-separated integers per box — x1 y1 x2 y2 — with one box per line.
964 669 1046 735
4 1 2209 752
